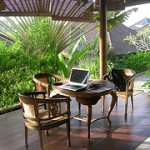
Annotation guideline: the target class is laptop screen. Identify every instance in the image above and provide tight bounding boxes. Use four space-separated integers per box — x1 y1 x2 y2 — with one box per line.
70 68 89 84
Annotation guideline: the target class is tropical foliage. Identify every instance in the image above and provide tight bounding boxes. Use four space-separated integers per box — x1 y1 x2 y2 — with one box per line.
89 8 138 75
124 25 150 89
0 17 98 111
0 41 33 111
0 17 98 54
93 8 137 30
0 8 147 111
111 51 150 73
125 25 150 51
58 36 90 77
77 34 100 78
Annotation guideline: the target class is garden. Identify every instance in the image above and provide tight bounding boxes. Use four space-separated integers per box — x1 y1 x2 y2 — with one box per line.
0 14 150 113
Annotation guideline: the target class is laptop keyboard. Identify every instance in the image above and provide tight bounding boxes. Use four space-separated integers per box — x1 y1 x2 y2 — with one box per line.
65 84 84 89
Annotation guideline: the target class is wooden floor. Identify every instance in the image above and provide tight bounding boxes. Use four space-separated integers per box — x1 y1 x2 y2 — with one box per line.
0 92 150 150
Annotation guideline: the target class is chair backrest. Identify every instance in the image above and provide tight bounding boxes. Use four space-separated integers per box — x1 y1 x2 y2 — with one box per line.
121 69 136 81
121 69 136 91
18 92 71 127
33 73 65 96
18 92 38 119
103 68 136 91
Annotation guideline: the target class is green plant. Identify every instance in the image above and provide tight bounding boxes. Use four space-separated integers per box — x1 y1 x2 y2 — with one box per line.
0 16 99 111
78 34 100 78
0 40 60 111
93 8 137 31
125 26 150 51
58 35 91 77
110 51 150 73
0 17 97 54
0 68 33 111
142 61 150 89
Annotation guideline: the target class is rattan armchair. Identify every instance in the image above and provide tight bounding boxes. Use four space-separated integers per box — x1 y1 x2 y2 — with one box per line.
33 72 81 114
102 68 136 117
18 91 71 149
33 73 66 97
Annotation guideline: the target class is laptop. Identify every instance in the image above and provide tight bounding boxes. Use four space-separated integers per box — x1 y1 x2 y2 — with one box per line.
59 68 89 91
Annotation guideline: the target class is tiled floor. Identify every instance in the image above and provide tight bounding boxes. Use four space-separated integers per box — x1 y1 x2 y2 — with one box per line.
0 92 150 150
136 137 150 150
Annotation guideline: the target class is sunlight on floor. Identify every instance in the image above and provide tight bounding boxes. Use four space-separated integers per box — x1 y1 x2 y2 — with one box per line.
136 137 150 150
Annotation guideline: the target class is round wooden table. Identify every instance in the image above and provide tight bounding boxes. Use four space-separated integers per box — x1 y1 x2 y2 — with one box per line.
53 79 117 139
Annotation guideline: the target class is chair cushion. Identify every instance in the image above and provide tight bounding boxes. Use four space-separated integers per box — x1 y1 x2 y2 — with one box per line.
24 111 68 129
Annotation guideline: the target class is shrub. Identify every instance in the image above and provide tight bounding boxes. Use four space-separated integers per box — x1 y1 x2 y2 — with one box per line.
0 68 34 110
0 40 60 111
111 51 150 73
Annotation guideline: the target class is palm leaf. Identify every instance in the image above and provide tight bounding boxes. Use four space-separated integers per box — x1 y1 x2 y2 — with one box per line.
0 17 97 55
107 8 137 30
93 8 137 31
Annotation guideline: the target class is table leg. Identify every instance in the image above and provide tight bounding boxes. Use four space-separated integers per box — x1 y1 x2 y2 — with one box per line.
87 105 92 139
107 91 117 123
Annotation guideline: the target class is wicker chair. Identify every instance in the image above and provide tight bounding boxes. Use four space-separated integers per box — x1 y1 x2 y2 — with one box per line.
18 91 71 149
102 68 136 117
33 73 81 114
33 73 66 97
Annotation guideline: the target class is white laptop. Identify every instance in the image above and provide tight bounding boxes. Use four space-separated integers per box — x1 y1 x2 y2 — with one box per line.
59 68 89 91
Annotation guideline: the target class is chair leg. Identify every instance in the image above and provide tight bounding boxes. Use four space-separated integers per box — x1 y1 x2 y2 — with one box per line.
39 130 43 149
125 97 128 116
101 96 105 111
116 97 118 107
78 102 81 115
25 125 28 146
66 121 71 146
45 130 49 135
131 95 134 110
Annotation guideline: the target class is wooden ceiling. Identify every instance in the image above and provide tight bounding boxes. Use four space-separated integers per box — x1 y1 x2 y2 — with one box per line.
0 0 150 22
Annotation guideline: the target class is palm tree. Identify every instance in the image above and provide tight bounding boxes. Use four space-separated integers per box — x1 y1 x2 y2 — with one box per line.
0 17 99 77
0 17 98 54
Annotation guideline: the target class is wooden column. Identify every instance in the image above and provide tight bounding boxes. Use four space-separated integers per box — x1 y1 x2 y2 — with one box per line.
99 0 107 79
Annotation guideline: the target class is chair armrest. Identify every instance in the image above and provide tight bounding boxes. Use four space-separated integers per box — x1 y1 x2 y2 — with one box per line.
37 97 71 103
52 74 67 81
102 73 109 80
33 77 50 88
34 91 47 95
126 73 136 83
20 91 46 96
